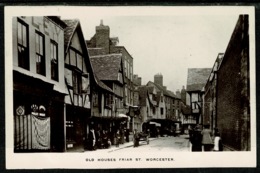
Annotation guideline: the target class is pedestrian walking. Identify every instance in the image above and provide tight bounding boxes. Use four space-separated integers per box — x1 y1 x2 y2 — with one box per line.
88 127 96 151
190 124 202 152
213 129 223 151
201 124 213 151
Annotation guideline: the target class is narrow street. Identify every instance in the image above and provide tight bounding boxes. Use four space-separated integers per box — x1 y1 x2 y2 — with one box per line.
86 135 190 154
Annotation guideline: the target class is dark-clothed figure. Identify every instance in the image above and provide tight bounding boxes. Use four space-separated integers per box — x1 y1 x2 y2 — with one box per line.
201 124 213 151
95 129 101 149
88 128 96 150
125 129 130 142
115 130 120 147
133 129 140 147
190 125 202 152
120 129 125 144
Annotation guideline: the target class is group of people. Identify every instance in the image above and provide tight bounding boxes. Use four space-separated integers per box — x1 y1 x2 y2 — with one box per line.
189 124 223 152
87 127 130 150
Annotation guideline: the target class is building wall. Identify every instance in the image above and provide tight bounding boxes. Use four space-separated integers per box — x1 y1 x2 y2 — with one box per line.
64 29 90 109
13 16 66 152
154 74 163 86
217 15 249 151
158 94 166 119
110 46 134 106
13 16 66 93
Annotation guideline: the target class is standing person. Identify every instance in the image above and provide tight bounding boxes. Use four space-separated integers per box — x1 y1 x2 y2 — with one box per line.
88 127 96 151
213 129 223 151
133 129 140 147
125 129 130 142
201 124 213 151
95 128 101 149
120 128 125 144
190 124 202 152
115 130 120 147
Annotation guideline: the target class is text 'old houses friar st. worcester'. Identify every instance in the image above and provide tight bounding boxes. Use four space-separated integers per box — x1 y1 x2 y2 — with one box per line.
13 15 250 153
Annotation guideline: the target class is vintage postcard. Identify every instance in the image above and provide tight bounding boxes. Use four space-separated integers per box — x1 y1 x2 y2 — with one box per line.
5 6 256 169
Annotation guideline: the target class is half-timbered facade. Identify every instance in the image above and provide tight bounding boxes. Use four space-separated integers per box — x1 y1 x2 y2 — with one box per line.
63 19 93 152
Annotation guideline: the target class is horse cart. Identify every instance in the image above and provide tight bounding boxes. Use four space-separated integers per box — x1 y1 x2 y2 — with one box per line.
134 132 149 147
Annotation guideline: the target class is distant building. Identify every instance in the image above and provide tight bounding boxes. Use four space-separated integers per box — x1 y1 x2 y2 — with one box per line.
87 20 134 112
186 68 211 125
90 54 128 143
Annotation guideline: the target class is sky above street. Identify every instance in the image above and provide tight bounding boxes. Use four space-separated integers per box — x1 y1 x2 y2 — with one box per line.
59 7 245 93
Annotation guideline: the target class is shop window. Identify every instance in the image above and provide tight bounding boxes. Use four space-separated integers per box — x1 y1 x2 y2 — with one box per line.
66 120 74 142
17 19 29 70
50 40 58 81
35 31 45 76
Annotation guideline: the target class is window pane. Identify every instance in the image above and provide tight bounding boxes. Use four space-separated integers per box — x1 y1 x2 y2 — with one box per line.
35 34 39 53
50 43 53 60
17 22 22 45
82 61 87 73
53 44 57 60
70 49 76 66
22 25 27 46
39 35 43 55
73 72 78 94
77 54 82 70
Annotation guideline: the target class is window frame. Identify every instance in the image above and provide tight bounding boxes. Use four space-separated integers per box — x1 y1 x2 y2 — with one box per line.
35 31 46 76
17 18 29 70
50 40 59 81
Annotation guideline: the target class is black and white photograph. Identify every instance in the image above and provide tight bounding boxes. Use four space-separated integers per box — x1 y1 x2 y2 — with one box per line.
5 6 256 169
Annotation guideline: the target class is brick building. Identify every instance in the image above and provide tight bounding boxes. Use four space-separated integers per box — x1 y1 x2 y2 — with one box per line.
216 15 250 151
203 53 224 131
87 20 135 116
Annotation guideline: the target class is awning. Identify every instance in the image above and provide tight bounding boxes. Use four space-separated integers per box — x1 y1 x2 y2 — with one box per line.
118 114 128 118
149 122 161 127
118 114 131 121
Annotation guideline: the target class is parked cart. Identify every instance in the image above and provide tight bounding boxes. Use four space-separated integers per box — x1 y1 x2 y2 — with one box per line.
134 132 149 147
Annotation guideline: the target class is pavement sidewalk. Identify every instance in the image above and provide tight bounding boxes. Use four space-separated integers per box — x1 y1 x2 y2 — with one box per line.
106 137 159 152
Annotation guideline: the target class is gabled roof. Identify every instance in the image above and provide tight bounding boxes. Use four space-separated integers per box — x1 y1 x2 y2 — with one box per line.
90 54 122 81
110 46 133 59
147 81 175 98
63 19 112 94
180 102 191 115
63 19 79 53
94 73 113 93
186 68 211 92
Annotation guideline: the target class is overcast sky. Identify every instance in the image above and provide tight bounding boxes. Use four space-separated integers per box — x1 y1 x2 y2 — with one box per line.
60 7 243 93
